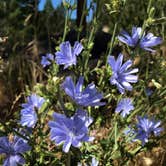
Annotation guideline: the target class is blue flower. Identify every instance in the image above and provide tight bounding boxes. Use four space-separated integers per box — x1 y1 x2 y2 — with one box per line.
140 33 163 52
61 76 105 107
108 53 138 94
118 27 162 52
118 27 142 47
55 41 83 69
49 109 94 153
0 136 31 166
20 108 38 127
20 94 45 127
41 53 54 67
135 116 163 145
115 98 134 117
21 94 45 110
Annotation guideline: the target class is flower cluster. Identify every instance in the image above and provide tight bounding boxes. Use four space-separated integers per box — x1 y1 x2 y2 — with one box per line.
20 94 45 128
109 28 163 147
0 136 31 166
41 41 83 69
7 25 162 165
47 41 105 154
49 109 94 153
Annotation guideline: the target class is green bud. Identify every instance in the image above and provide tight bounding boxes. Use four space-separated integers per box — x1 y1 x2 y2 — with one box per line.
112 0 120 10
152 79 162 89
105 4 112 11
88 42 94 50
71 4 77 10
111 150 121 159
109 10 119 15
146 18 154 26
62 1 70 9
148 7 155 18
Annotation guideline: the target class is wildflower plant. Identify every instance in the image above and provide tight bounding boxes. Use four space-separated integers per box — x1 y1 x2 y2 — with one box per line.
0 0 165 165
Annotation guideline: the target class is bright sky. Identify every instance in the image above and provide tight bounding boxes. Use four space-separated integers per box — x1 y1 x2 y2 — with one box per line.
38 0 93 21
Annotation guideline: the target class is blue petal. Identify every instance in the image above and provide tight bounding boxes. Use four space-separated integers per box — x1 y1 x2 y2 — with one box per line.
131 27 141 45
63 137 72 153
75 76 84 94
73 41 83 56
61 76 75 99
118 30 135 47
107 56 116 71
120 60 132 73
14 137 31 153
115 53 123 71
60 41 72 58
20 108 37 127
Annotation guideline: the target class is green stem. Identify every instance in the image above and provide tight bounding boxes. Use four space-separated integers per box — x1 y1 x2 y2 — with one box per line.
83 23 96 75
58 86 67 115
88 21 96 46
114 118 118 150
145 56 149 79
77 0 87 41
140 21 147 40
62 10 69 42
66 151 71 166
108 22 118 57
140 0 154 39
161 7 165 39
147 0 153 14
110 115 119 157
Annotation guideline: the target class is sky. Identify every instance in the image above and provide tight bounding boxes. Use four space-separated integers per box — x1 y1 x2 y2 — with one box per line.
38 0 93 21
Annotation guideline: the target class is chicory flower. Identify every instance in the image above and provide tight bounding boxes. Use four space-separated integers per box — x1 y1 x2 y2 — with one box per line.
49 109 94 153
61 76 105 107
20 94 45 127
0 136 31 166
108 53 138 94
135 116 163 145
115 98 134 117
41 53 54 67
118 27 162 52
55 41 83 69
